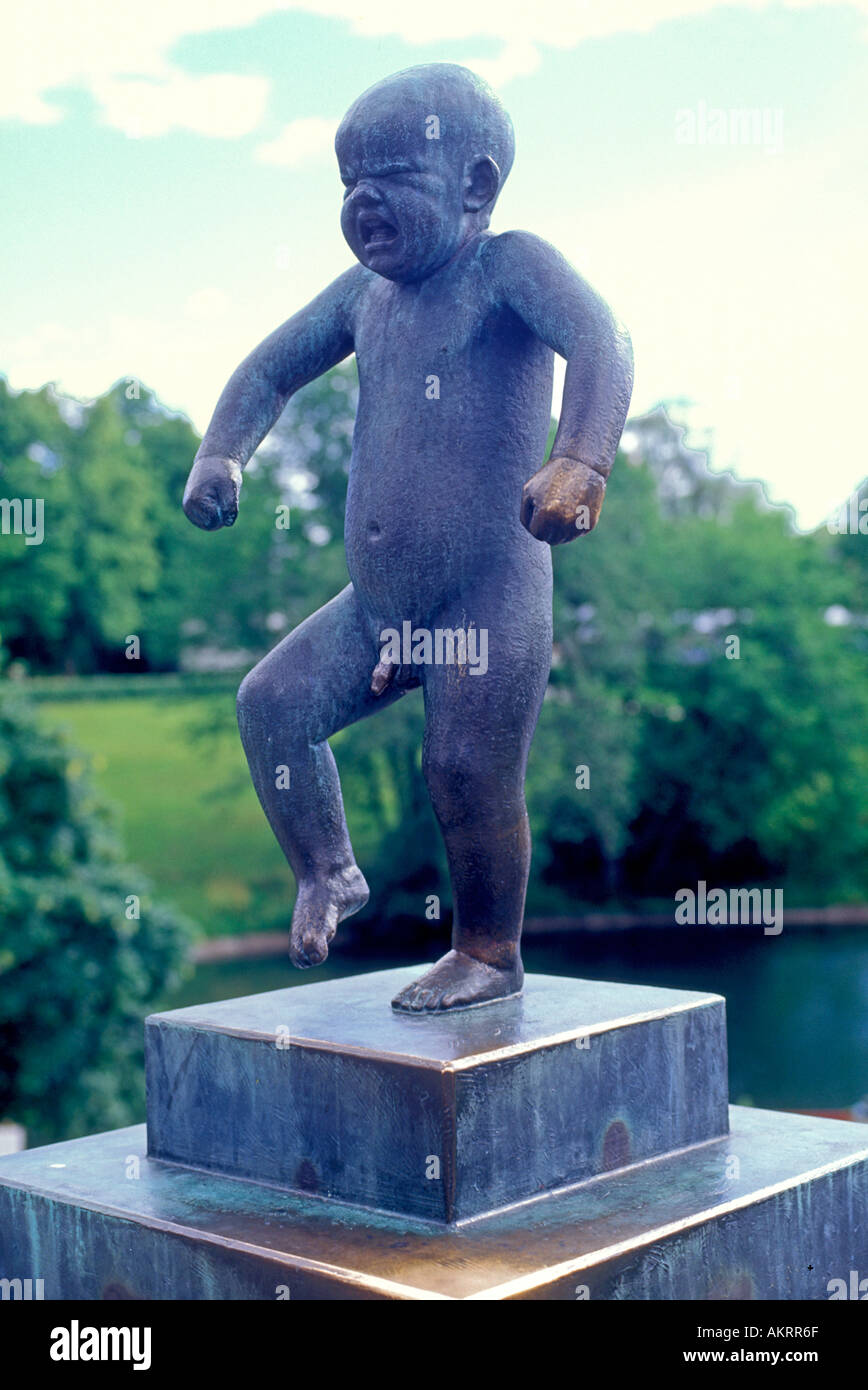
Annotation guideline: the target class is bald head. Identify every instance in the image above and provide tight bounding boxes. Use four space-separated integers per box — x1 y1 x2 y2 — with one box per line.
337 63 514 199
336 64 515 282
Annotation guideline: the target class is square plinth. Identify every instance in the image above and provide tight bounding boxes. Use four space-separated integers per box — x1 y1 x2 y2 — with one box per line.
145 967 728 1221
1 1108 867 1299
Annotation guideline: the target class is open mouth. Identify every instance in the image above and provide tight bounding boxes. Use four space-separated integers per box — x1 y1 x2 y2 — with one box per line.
358 212 398 251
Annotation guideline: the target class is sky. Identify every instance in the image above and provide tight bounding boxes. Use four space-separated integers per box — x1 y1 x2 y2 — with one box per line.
2 0 867 528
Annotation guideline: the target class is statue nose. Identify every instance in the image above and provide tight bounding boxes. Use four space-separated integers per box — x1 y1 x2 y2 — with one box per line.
352 182 383 206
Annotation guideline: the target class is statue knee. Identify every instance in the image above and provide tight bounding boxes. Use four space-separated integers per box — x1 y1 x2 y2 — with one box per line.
423 739 516 824
236 662 275 734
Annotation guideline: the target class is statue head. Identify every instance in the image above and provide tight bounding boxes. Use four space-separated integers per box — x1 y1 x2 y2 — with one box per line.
336 62 515 283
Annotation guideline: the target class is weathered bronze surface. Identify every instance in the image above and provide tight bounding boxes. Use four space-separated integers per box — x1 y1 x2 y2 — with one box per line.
144 968 729 1221
2 1108 867 1299
181 63 633 1012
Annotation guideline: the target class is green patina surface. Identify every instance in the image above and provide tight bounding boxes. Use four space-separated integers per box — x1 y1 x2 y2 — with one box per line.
1 1107 867 1299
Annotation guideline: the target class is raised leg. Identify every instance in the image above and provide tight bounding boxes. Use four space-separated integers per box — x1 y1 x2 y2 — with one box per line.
392 584 552 1012
236 584 404 967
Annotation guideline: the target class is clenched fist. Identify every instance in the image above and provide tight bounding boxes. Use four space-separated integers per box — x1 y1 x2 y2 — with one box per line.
520 456 606 546
183 456 243 531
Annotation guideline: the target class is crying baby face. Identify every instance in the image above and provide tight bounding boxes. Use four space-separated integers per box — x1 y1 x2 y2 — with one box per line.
335 66 513 285
337 112 467 284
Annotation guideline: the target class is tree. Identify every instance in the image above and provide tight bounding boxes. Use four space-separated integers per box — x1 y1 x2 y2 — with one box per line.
0 380 76 668
0 379 168 673
0 679 191 1143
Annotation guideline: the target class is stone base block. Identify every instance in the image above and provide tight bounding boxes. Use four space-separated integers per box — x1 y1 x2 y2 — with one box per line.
1 1108 866 1299
144 967 729 1221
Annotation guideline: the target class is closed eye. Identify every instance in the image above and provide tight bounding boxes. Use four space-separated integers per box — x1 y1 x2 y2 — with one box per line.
343 164 418 185
341 164 422 200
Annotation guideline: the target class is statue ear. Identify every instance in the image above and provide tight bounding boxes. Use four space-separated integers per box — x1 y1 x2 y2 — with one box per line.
463 156 501 213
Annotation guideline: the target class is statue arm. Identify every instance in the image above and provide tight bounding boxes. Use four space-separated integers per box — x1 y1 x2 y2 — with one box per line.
488 231 634 544
183 265 367 530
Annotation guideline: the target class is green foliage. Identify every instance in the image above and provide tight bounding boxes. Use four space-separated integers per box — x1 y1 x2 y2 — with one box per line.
0 373 362 674
625 497 868 898
0 380 76 664
1 372 867 922
0 681 191 1142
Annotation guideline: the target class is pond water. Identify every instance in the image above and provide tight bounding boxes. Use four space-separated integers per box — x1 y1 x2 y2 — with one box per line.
157 927 868 1112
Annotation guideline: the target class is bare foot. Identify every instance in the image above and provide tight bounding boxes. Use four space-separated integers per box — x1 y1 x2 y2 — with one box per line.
391 949 523 1013
289 866 369 967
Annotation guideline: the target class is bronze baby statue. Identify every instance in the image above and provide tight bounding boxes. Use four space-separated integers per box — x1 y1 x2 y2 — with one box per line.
183 63 633 1013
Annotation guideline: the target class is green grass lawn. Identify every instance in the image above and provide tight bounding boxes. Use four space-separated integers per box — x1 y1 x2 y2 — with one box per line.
40 695 291 939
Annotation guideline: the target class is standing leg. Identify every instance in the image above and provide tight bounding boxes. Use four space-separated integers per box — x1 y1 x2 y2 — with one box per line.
392 585 551 1012
237 584 404 967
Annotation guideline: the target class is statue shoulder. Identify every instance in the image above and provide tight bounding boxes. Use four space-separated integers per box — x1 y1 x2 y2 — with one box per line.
480 229 565 288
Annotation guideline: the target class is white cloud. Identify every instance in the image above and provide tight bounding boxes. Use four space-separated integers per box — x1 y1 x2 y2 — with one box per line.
3 1 865 136
256 116 338 166
456 41 542 89
0 2 279 136
91 74 268 140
